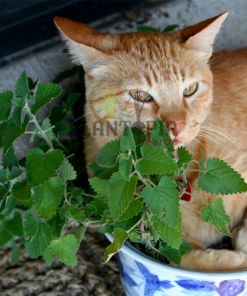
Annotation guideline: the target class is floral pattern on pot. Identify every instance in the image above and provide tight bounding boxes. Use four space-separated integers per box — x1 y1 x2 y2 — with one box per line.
118 252 246 296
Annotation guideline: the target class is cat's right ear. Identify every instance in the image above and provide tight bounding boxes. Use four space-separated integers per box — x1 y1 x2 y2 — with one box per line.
180 12 228 61
54 17 112 72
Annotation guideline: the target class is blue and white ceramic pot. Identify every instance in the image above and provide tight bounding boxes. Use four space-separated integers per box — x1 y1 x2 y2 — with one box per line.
106 233 247 296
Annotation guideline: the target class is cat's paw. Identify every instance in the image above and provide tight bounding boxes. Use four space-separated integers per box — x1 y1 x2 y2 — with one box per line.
232 219 247 253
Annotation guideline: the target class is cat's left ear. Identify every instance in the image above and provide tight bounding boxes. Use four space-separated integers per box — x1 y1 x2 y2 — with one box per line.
180 12 228 61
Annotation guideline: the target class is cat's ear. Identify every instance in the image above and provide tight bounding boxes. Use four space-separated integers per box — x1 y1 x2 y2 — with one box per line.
54 17 112 71
180 12 228 61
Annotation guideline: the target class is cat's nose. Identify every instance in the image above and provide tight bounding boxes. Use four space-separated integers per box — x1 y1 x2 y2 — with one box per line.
167 121 186 136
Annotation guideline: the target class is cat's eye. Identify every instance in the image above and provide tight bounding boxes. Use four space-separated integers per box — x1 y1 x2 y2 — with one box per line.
183 83 198 97
129 90 153 102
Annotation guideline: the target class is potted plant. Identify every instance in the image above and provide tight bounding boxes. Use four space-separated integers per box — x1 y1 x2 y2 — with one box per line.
1 69 247 296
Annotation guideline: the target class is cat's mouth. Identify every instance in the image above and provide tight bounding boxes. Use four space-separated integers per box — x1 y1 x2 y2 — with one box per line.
172 139 184 148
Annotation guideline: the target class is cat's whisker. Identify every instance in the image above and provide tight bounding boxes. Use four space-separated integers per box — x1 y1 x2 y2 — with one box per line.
198 121 242 152
198 132 237 159
70 111 95 125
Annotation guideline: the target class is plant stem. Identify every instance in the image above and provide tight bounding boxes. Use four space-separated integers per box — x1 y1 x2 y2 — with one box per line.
127 214 144 233
132 159 151 187
184 169 205 173
143 177 156 187
184 191 208 205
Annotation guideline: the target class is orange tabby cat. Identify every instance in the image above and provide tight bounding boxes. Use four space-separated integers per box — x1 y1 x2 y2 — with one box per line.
55 12 247 271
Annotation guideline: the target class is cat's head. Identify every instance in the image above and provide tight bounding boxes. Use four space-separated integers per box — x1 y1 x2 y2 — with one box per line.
55 12 228 148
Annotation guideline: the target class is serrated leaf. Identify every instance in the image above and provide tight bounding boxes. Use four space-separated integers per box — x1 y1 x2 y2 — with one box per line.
53 66 78 84
41 118 55 141
0 185 8 200
151 215 182 249
15 70 29 98
198 157 247 195
33 177 63 220
101 210 115 225
48 234 79 266
0 90 13 121
100 224 113 234
26 148 64 187
0 224 12 246
151 118 174 152
66 93 81 108
96 140 120 168
96 164 119 180
69 205 86 220
159 238 192 265
30 83 62 115
12 106 23 127
75 225 87 244
163 24 179 32
90 199 108 215
141 176 180 228
118 200 143 222
3 212 23 237
201 197 231 236
0 115 30 154
84 203 97 214
89 177 108 196
129 231 140 242
23 214 52 258
11 182 31 201
55 120 71 133
132 127 147 159
119 154 133 181
113 213 142 231
120 126 135 152
43 248 53 265
0 170 7 184
47 214 64 238
136 145 177 175
104 228 128 263
11 97 25 107
108 173 138 220
176 146 194 168
11 241 22 265
11 166 23 179
59 158 77 184
2 145 18 168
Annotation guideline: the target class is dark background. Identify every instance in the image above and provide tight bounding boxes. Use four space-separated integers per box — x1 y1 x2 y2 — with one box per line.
0 0 149 59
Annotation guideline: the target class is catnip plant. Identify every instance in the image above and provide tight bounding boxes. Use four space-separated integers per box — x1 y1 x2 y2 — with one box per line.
0 70 247 267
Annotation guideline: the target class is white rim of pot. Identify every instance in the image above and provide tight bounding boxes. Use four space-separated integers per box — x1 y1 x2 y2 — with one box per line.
105 233 247 279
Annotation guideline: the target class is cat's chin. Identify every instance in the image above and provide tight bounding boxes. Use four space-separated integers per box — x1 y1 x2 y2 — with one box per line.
173 141 184 149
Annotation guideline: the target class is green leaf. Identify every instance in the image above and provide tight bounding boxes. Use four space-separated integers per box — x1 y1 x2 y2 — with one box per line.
0 115 30 154
95 164 119 180
101 210 115 225
150 118 174 153
90 199 108 215
141 176 180 228
69 205 86 220
198 157 247 195
55 120 71 133
23 214 52 258
43 248 53 265
151 215 182 249
30 83 62 115
159 238 192 265
11 182 31 201
137 26 160 32
120 126 135 152
84 203 97 214
11 106 23 127
3 212 23 237
53 67 78 84
75 225 87 243
15 70 29 98
119 200 143 222
0 224 12 246
33 177 63 220
26 148 64 187
176 146 194 168
0 90 13 121
113 213 142 231
66 93 81 108
108 173 138 220
104 228 128 263
0 170 7 184
136 145 177 175
0 185 8 200
41 118 55 141
11 241 22 265
201 197 232 236
11 97 25 107
59 158 77 184
163 24 179 32
47 214 64 238
2 145 18 168
119 154 133 181
132 127 147 158
89 177 108 196
96 140 120 168
11 166 23 179
129 231 140 242
48 234 79 266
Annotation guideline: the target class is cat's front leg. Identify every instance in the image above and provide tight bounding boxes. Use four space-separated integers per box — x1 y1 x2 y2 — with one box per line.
232 215 247 254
